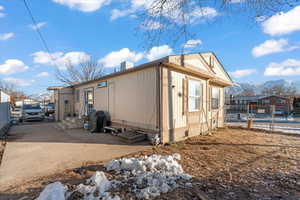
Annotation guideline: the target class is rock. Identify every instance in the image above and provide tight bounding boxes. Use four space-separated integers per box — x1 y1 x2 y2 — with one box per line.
66 191 84 200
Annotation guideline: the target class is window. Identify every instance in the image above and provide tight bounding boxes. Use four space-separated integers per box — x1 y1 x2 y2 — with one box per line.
211 87 220 109
277 99 285 104
262 99 270 104
188 80 201 112
84 89 94 114
97 81 107 88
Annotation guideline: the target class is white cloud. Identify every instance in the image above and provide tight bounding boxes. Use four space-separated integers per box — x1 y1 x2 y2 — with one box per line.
111 9 134 20
262 6 300 36
52 0 111 12
229 69 256 78
98 48 144 68
140 20 163 30
182 39 202 48
187 7 219 24
3 77 34 87
110 1 218 24
0 5 5 18
229 0 245 3
0 59 29 75
0 33 14 41
32 51 91 70
252 39 299 57
29 22 47 30
98 45 173 67
264 59 300 76
36 72 49 78
146 45 173 61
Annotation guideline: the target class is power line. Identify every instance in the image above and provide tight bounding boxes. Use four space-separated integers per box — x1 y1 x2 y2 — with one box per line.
22 0 51 54
22 0 58 67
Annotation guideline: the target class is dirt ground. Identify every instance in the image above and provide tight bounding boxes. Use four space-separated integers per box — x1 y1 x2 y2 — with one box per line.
1 127 300 200
0 122 150 190
0 139 5 166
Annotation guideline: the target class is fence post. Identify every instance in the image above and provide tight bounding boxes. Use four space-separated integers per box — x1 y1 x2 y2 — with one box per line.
270 105 275 131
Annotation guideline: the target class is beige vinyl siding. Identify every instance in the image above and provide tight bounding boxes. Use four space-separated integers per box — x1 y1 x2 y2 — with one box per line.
57 87 74 121
170 71 186 129
74 67 158 131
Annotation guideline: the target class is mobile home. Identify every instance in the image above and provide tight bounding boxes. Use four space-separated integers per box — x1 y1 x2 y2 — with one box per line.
51 52 233 143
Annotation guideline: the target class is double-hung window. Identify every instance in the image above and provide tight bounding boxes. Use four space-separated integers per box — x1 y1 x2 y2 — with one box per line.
188 80 201 112
211 87 220 109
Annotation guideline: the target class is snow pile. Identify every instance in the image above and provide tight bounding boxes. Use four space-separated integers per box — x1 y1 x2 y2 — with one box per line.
106 154 183 175
36 172 120 200
73 171 117 200
34 154 191 200
36 182 66 200
105 154 192 199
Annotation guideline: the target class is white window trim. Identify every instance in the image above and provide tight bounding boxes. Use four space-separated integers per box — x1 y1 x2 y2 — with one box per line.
188 80 201 112
211 86 220 110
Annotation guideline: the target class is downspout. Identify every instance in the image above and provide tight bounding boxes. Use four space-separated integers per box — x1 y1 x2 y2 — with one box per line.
157 63 162 142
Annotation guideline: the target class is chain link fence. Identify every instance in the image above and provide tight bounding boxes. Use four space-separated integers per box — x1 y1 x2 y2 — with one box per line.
225 104 300 134
0 102 11 135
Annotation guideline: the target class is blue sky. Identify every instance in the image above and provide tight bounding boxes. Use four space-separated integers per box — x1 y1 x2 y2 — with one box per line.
0 0 300 95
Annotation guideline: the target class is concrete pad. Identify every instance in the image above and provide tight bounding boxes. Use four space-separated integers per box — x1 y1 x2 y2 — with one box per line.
0 122 150 191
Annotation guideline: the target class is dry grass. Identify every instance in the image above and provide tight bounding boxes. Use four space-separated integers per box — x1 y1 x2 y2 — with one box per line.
1 128 300 200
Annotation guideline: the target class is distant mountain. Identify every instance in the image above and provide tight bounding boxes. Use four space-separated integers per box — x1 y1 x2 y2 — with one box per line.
226 79 300 96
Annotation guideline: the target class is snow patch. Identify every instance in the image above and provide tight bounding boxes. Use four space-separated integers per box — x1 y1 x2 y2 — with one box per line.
36 182 66 200
34 154 191 200
105 153 191 199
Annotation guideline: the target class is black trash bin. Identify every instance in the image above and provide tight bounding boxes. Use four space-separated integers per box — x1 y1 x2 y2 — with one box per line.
88 110 110 133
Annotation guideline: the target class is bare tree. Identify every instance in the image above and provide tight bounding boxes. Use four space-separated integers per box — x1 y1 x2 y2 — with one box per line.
239 87 255 96
56 60 104 85
0 80 27 103
0 80 16 93
139 0 298 47
261 84 297 96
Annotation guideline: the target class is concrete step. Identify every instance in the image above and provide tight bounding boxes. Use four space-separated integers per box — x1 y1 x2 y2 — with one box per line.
54 122 67 131
63 118 84 127
65 117 84 123
60 120 83 129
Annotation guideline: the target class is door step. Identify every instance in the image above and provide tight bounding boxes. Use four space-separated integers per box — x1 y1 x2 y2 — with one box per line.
103 126 123 134
118 131 147 144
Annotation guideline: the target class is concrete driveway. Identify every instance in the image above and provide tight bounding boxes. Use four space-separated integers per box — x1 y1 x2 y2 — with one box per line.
0 122 150 191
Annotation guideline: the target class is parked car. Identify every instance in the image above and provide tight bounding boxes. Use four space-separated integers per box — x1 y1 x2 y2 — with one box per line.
22 104 45 121
45 102 55 116
11 106 23 122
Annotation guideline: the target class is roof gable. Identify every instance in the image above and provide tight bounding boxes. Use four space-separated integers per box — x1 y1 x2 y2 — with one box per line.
201 52 233 84
168 52 233 86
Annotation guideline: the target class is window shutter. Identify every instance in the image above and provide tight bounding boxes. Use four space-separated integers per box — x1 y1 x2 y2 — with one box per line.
182 78 188 115
200 83 203 111
208 85 211 111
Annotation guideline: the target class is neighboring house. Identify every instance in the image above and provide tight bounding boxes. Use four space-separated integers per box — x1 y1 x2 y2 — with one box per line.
226 95 292 115
293 97 300 116
0 89 11 134
257 95 292 115
50 52 233 143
